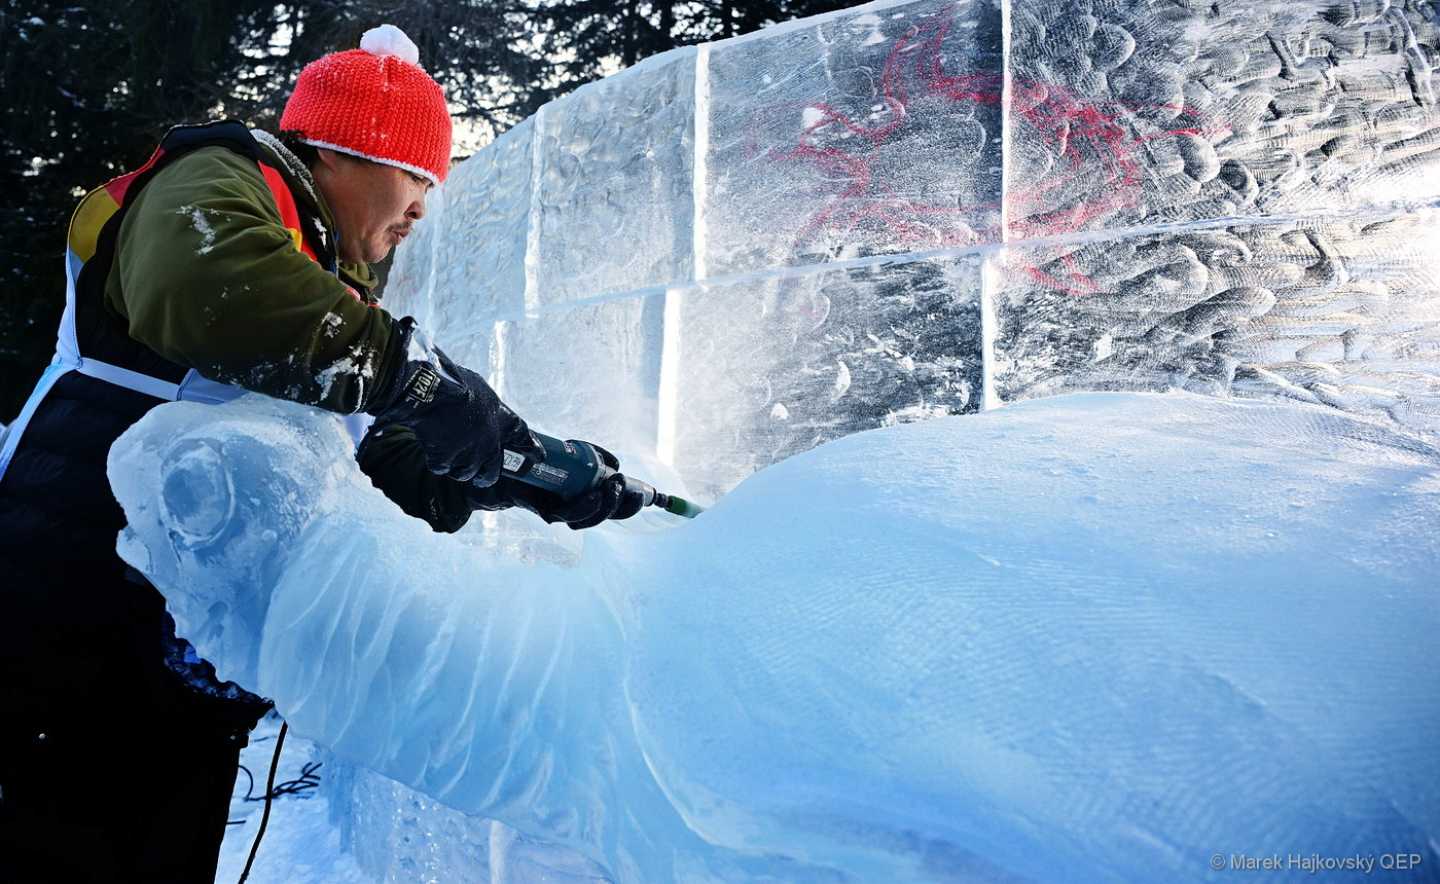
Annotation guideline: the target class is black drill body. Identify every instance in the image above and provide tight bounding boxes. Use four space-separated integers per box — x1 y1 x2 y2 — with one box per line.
497 432 703 518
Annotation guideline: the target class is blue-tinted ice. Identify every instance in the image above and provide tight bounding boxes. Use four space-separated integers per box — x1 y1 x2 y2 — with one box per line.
111 392 1440 882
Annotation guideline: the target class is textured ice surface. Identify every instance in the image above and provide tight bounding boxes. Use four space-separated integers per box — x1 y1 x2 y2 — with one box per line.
387 0 1440 488
112 392 1440 883
534 52 697 305
671 255 986 498
1006 0 1440 234
994 211 1440 433
121 0 1440 879
703 0 1007 272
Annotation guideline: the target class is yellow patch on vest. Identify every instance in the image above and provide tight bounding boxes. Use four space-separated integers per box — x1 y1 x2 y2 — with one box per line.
67 188 122 264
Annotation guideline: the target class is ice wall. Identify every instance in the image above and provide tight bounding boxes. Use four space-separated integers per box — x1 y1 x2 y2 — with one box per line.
339 0 1440 877
390 0 1440 506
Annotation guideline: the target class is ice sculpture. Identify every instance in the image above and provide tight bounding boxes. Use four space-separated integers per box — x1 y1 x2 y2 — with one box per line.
111 392 1440 882
117 0 1440 879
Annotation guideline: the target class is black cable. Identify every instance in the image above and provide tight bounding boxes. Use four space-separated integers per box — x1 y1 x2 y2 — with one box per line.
234 761 323 802
227 752 323 826
263 760 322 799
238 720 287 884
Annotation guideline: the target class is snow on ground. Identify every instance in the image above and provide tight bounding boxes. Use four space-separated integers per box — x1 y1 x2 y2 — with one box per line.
217 712 374 884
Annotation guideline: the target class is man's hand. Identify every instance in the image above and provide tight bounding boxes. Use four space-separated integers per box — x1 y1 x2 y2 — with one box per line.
470 444 646 530
370 330 542 486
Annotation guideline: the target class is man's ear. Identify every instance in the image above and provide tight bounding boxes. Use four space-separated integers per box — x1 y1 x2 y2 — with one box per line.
314 147 344 175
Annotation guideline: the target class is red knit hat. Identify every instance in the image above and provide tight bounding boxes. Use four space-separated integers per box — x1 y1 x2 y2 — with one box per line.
281 25 452 185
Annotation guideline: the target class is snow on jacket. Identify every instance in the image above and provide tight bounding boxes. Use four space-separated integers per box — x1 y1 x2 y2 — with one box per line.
106 140 399 412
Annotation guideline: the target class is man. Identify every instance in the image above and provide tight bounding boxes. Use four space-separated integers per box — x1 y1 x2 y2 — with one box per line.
0 25 638 882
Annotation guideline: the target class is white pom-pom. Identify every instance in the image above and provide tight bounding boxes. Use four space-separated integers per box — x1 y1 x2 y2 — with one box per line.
360 24 420 65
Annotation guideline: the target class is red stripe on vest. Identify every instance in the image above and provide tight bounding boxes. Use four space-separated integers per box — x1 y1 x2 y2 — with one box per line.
258 164 321 264
103 147 167 205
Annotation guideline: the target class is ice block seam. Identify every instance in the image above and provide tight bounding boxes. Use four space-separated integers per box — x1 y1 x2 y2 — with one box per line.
523 106 546 319
487 199 1440 324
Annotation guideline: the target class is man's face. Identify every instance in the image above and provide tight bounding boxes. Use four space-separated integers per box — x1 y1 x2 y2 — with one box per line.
312 149 433 264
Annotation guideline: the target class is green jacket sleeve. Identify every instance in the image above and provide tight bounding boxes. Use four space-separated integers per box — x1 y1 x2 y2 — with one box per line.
105 146 400 413
357 422 476 533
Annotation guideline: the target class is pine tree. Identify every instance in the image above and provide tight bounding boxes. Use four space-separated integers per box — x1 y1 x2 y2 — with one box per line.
1 0 277 418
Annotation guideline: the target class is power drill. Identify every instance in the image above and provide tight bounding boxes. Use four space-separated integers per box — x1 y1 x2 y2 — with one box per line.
499 432 705 519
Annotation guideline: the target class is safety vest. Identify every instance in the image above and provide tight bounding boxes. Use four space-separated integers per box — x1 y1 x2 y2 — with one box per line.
0 121 365 483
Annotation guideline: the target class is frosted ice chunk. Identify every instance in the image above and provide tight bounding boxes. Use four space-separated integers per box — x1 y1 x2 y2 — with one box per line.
325 762 608 883
1005 0 1440 236
502 295 665 458
534 50 697 304
112 408 346 688
111 392 1440 883
670 255 985 499
704 0 1005 275
992 212 1440 432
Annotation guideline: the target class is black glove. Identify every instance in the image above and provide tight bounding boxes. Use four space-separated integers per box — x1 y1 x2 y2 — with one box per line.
469 444 646 530
370 328 542 486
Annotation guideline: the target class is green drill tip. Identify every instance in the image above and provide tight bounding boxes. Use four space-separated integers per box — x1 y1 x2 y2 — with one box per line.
657 493 705 519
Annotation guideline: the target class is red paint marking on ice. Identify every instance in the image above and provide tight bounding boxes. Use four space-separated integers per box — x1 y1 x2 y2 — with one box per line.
762 4 1232 295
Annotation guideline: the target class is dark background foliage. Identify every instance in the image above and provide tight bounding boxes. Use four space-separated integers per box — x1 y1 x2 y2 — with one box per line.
0 0 851 423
